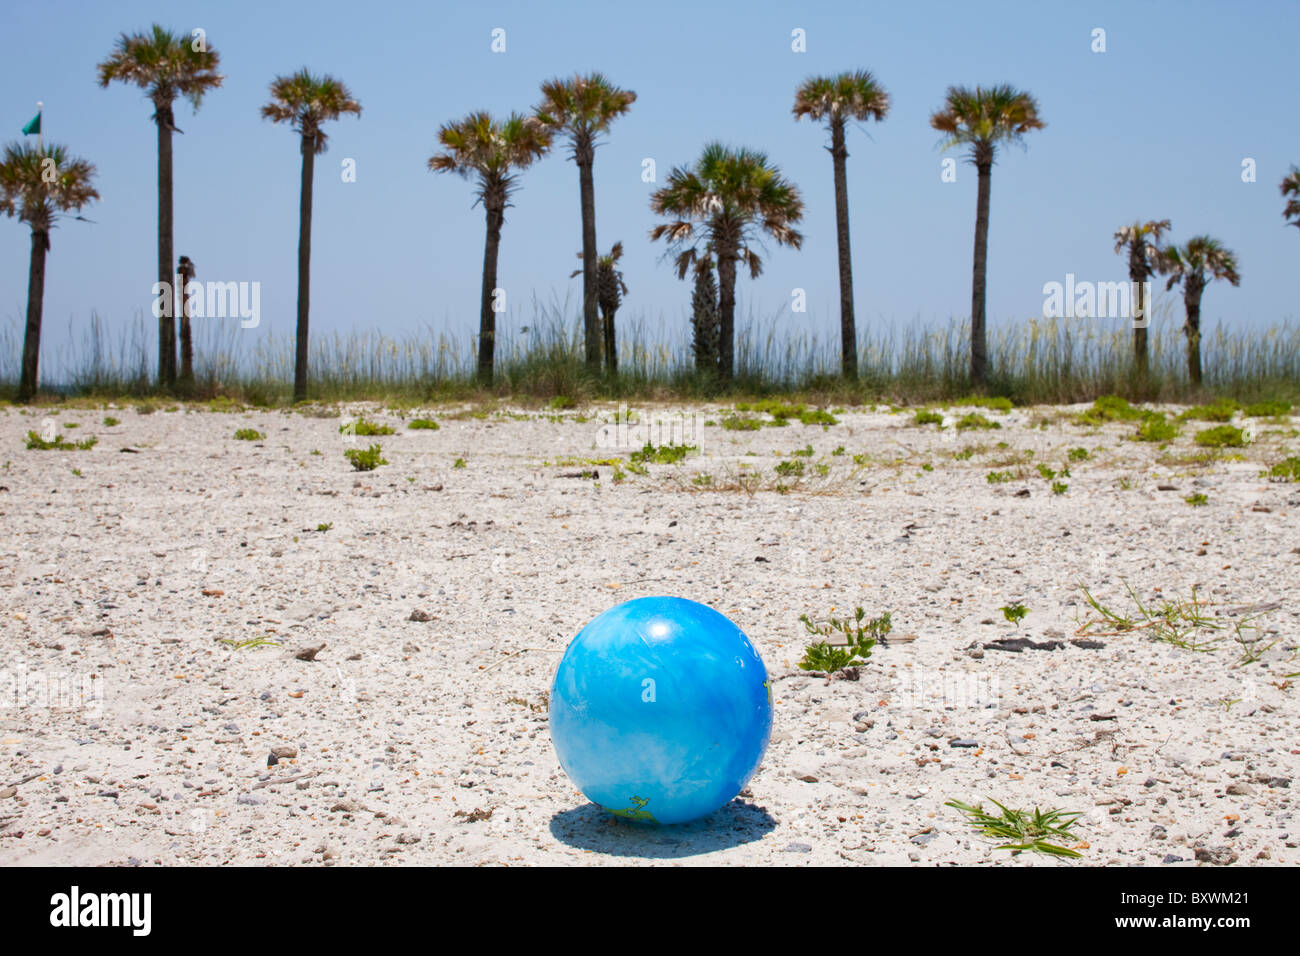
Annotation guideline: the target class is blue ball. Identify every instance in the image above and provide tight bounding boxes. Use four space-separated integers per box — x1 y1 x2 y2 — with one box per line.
550 596 773 825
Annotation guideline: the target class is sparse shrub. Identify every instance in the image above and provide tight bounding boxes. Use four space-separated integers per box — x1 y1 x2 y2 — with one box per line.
797 608 890 675
1180 399 1240 422
408 418 440 430
1185 493 1209 506
234 428 265 441
721 415 763 431
799 409 837 426
1074 395 1142 425
345 444 387 471
342 419 395 436
26 432 96 451
1134 414 1178 443
1266 457 1300 482
1067 447 1089 461
956 412 1000 431
1244 401 1291 418
913 410 943 426
954 395 1012 413
103 416 121 427
630 442 695 465
1194 425 1245 448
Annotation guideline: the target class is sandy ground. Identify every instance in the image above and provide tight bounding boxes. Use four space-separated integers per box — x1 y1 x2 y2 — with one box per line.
0 398 1296 866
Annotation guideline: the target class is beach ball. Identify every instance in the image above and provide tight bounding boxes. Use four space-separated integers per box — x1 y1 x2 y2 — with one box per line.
550 596 773 824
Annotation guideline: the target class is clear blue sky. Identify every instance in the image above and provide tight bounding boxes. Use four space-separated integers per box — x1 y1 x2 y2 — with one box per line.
2 0 1297 376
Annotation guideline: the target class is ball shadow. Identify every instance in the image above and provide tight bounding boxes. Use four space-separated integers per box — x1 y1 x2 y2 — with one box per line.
548 799 777 859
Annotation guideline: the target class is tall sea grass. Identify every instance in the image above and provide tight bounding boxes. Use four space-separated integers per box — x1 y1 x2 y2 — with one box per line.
3 296 1297 406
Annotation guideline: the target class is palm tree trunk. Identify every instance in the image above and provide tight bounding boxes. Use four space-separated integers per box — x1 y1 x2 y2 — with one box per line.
1134 271 1149 386
479 203 504 384
1184 280 1204 387
969 158 992 387
293 135 315 403
603 307 617 374
178 262 194 390
156 102 177 389
577 140 600 373
717 250 738 383
18 229 48 404
830 117 857 380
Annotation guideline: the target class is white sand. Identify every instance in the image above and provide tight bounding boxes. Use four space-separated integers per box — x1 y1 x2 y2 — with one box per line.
0 399 1296 865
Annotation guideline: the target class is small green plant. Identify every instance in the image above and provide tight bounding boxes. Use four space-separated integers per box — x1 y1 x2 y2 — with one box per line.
316 522 333 532
946 799 1083 857
1074 394 1143 426
953 395 1012 413
920 462 934 472
345 444 387 471
985 470 1014 483
1185 492 1208 506
799 409 837 426
831 445 845 456
1035 463 1056 480
408 418 440 430
1265 457 1300 482
1134 414 1178 443
1180 399 1240 422
1195 425 1245 448
1067 447 1089 461
452 457 467 469
953 446 977 460
720 414 763 431
71 467 83 477
218 636 282 651
103 416 120 427
913 409 943 427
1000 601 1029 627
234 428 265 441
26 431 97 451
630 442 695 465
797 608 891 674
1243 400 1291 418
792 444 814 457
310 449 322 456
135 401 157 415
956 412 1000 431
548 395 577 410
774 459 805 478
342 419 395 436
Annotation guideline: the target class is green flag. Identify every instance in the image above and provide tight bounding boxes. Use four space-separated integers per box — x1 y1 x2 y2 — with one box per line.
22 111 41 136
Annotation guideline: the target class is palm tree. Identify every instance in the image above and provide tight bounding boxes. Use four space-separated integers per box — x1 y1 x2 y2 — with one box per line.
429 112 551 383
930 85 1045 388
1158 236 1240 387
262 69 361 403
98 25 222 389
0 142 99 402
1282 166 1300 230
793 71 890 380
535 74 636 374
690 257 720 375
571 242 628 372
1113 219 1171 384
650 144 804 382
